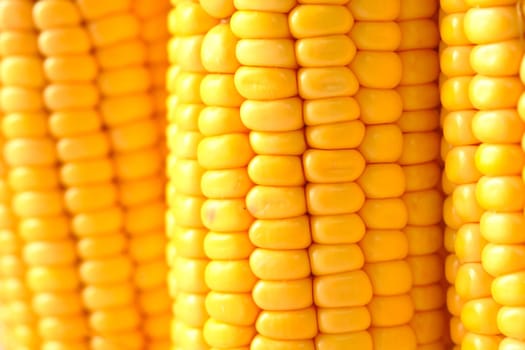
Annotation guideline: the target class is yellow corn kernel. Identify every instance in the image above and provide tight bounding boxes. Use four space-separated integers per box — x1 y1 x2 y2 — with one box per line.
313 271 373 308
461 298 500 335
205 260 256 293
455 224 485 263
306 183 365 216
358 124 403 163
350 22 401 51
463 7 520 45
298 67 359 99
455 263 493 299
351 52 402 89
95 40 146 70
79 256 132 285
295 35 355 67
289 5 353 39
348 0 400 20
200 0 234 19
32 292 83 317
204 232 253 261
309 244 364 275
475 144 524 176
403 162 441 191
470 40 522 76
205 291 259 326
440 46 475 77
237 39 297 69
230 11 290 39
476 176 524 212
89 307 140 334
249 249 310 280
445 146 482 184
240 98 303 132
399 19 440 50
357 164 405 198
371 326 417 350
316 332 373 350
469 76 523 110
201 168 252 199
306 121 365 149
249 216 311 250
472 110 524 144
23 241 76 266
303 97 360 126
1 57 45 87
82 283 134 311
360 230 408 263
27 266 80 293
248 155 304 186
200 74 244 107
492 272 525 306
201 199 253 231
356 88 402 125
252 279 312 311
246 186 306 219
303 149 365 184
359 198 408 229
1 87 44 113
369 294 414 327
317 307 370 334
481 244 525 277
78 234 126 260
255 307 317 340
203 319 255 348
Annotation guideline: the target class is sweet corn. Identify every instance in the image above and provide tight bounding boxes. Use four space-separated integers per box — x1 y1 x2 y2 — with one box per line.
0 1 524 349
199 6 257 350
235 2 316 349
397 2 445 348
167 1 215 350
1 1 87 349
33 2 132 348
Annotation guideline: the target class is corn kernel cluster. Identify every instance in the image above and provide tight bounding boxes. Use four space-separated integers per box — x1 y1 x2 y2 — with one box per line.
0 0 523 349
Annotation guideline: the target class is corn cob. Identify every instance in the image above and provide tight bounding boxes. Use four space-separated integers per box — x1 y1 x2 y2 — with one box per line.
167 1 217 349
466 1 525 349
0 38 36 348
0 1 90 349
493 5 525 347
396 1 446 349
439 2 470 349
90 0 171 345
347 1 417 348
75 1 161 348
196 3 260 350
231 1 318 349
129 2 172 349
441 1 511 349
0 29 36 349
37 1 141 349
284 1 367 348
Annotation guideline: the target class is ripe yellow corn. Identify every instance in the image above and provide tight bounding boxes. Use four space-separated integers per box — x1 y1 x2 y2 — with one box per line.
467 1 525 349
1 1 525 349
0 90 35 350
167 2 216 350
440 1 525 349
35 1 142 349
79 1 170 349
0 1 88 349
396 1 446 349
440 1 477 348
235 2 319 349
199 11 257 350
